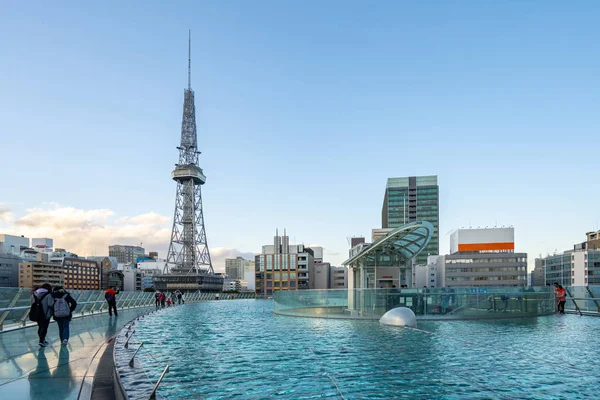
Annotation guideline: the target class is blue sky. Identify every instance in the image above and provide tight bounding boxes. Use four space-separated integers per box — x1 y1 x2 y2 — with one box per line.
1 1 599 271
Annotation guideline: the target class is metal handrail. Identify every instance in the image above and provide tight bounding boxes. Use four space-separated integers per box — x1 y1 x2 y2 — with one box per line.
124 331 136 348
129 342 144 367
148 364 170 400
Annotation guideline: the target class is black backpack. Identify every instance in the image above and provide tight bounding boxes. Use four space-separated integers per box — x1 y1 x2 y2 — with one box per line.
29 292 48 322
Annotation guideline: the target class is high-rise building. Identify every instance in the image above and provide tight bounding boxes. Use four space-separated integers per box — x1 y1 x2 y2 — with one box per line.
382 176 439 265
109 245 145 264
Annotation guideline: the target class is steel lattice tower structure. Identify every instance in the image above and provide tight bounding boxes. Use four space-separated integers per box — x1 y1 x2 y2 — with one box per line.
165 32 214 276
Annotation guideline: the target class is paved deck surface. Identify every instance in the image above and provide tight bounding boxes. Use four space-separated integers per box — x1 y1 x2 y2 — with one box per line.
0 307 152 400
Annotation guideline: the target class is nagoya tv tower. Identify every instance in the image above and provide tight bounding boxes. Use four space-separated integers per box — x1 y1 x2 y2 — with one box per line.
165 31 214 277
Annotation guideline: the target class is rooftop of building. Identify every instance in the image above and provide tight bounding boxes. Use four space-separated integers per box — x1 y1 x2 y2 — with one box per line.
343 221 434 266
386 175 438 188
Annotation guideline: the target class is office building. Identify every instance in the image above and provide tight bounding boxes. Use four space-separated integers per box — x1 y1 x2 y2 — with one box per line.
63 257 100 290
87 256 119 290
382 176 439 265
0 234 30 256
421 255 446 288
444 228 527 287
109 245 145 264
140 268 162 289
225 257 254 280
0 253 21 287
330 266 348 289
19 253 64 288
256 230 319 296
586 231 600 250
309 262 331 289
308 263 348 289
531 258 546 286
543 231 600 287
243 262 256 291
123 265 143 291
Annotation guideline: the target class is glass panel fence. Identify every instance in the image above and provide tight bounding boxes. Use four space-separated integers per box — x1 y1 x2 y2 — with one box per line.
0 287 256 331
274 286 566 320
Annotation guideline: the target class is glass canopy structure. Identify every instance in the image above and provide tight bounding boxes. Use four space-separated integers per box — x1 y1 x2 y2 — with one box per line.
343 221 434 290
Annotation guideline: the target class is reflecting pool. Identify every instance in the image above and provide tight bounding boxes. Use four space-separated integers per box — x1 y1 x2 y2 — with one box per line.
116 299 600 399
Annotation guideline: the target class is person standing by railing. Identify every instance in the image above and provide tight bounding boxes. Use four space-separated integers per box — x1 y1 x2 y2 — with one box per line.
556 284 566 314
154 291 161 309
104 286 119 317
30 283 54 347
51 286 77 345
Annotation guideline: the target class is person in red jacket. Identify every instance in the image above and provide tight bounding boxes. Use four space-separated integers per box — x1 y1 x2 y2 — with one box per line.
105 287 119 316
159 292 166 308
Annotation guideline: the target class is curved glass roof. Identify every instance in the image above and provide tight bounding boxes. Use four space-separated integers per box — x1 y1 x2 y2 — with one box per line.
343 221 434 266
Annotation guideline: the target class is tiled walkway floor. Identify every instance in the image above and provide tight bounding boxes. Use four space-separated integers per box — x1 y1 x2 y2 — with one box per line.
0 307 152 400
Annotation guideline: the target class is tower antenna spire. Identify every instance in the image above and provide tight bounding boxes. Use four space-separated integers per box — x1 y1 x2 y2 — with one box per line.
188 30 191 89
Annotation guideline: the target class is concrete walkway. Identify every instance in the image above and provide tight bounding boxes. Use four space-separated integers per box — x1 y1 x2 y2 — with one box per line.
0 307 152 400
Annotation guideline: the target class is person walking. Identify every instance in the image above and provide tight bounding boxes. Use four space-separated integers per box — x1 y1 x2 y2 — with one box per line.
104 286 119 317
176 290 183 305
556 284 567 314
159 292 166 308
30 283 54 347
51 286 77 346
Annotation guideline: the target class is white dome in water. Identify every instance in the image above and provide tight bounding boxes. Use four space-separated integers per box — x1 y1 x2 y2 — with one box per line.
379 307 417 328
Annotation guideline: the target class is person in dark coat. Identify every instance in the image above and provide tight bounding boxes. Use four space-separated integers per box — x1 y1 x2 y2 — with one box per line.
51 286 77 345
30 283 54 347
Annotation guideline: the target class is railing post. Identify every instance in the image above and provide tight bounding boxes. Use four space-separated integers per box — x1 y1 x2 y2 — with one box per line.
585 287 600 313
565 287 583 316
0 288 24 329
124 331 135 348
129 342 144 367
148 364 170 400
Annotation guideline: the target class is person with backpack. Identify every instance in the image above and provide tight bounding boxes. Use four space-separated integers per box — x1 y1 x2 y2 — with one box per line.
104 286 119 316
30 283 54 347
51 286 77 345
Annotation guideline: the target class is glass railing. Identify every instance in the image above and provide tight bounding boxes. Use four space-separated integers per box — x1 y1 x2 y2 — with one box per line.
565 286 600 315
274 287 558 320
0 288 256 331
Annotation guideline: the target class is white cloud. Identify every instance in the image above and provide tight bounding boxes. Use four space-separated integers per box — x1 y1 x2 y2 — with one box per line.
11 204 170 257
0 205 12 222
5 204 256 272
